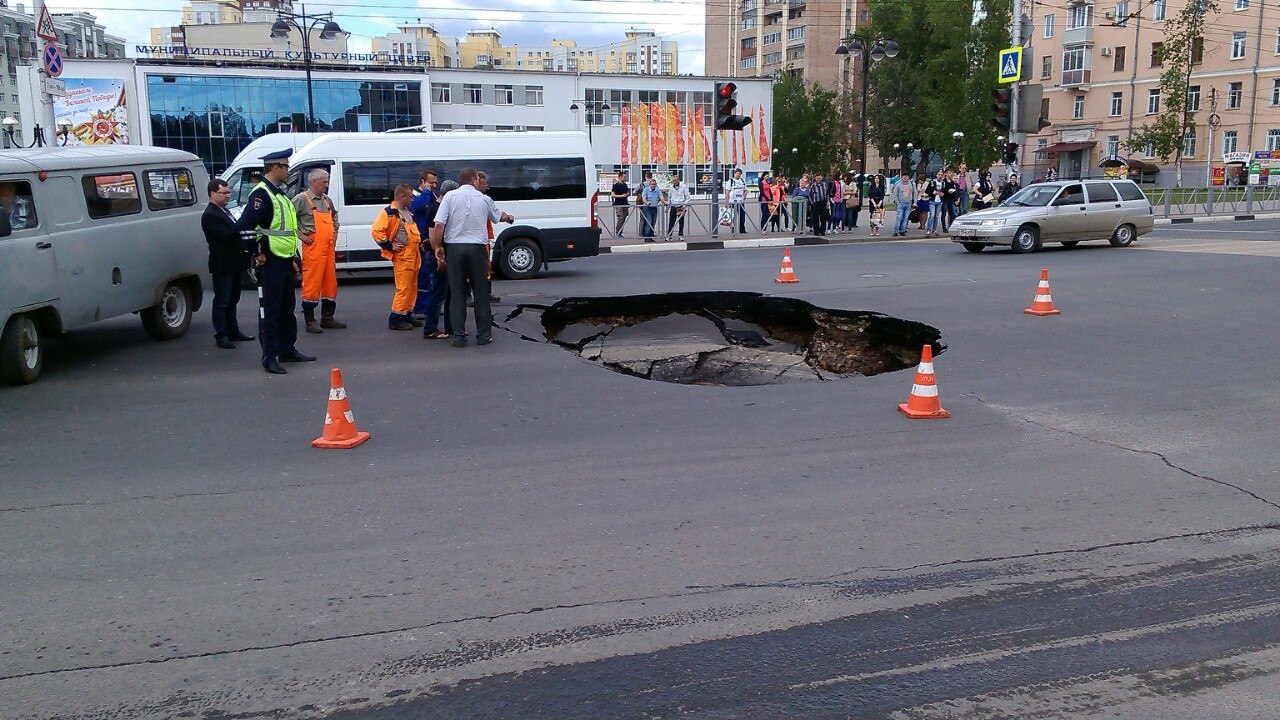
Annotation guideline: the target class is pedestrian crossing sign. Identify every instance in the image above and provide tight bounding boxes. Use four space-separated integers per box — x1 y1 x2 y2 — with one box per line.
999 47 1023 83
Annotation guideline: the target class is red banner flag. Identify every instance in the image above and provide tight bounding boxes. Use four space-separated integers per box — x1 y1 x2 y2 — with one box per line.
756 104 769 160
620 106 631 165
649 102 664 163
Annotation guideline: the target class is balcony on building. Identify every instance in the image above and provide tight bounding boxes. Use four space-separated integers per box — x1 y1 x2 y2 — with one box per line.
788 0 805 7
1061 69 1092 87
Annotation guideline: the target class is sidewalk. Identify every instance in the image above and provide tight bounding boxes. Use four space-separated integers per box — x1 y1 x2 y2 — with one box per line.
596 210 1280 255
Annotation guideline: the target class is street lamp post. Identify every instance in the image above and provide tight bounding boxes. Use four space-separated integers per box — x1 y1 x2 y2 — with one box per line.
2 117 46 149
569 100 611 142
835 34 898 181
951 131 965 164
270 5 343 131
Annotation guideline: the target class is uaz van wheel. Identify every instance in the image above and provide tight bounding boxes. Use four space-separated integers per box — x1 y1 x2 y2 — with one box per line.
499 238 542 280
141 282 193 340
0 314 42 385
1011 225 1040 254
1109 224 1135 247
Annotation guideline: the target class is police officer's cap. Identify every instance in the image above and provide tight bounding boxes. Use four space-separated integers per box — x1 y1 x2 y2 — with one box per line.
260 149 292 163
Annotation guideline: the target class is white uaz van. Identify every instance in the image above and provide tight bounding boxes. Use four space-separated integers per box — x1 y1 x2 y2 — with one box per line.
0 146 209 385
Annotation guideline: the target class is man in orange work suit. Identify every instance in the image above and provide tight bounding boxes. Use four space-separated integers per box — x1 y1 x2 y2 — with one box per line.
372 184 422 331
292 168 347 334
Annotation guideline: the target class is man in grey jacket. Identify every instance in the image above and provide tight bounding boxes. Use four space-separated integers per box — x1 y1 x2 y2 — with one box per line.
891 175 916 237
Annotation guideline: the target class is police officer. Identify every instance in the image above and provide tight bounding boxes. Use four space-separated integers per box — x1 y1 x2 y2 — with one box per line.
236 149 316 374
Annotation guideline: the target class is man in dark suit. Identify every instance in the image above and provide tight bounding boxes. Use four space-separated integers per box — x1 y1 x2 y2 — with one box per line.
202 178 254 350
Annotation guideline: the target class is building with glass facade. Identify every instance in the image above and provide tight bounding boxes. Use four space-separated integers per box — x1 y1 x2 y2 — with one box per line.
145 75 422 172
17 59 773 183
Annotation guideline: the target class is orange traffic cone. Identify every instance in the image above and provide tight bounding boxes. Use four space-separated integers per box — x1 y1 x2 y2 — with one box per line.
1023 268 1061 316
312 368 371 449
774 247 799 284
898 344 950 419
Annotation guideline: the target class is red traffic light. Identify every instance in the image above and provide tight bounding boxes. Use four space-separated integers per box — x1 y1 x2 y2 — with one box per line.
717 82 737 99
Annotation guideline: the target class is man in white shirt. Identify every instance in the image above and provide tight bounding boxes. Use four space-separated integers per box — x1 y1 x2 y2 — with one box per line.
726 168 746 234
665 177 690 241
429 167 514 347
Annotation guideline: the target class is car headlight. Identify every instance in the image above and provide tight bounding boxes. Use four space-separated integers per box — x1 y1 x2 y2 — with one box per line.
979 218 1007 226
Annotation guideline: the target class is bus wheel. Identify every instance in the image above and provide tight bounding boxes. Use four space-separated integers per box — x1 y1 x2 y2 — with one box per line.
499 238 542 280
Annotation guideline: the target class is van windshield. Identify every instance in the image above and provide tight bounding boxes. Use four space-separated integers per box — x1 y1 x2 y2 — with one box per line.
1003 185 1059 207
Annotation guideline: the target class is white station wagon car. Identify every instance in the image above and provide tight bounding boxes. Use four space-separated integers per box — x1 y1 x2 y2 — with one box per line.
950 179 1155 253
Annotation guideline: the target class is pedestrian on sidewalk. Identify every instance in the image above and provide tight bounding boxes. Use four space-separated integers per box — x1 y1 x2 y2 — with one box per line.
610 171 631 238
956 163 970 216
890 171 916 237
665 176 689 241
971 169 995 211
293 168 347 334
830 173 845 233
998 172 1021 204
915 175 930 230
640 178 662 242
727 168 747 234
773 176 791 231
845 173 862 229
808 173 830 236
429 168 514 348
925 170 944 237
758 172 773 232
866 174 886 230
791 176 810 232
410 170 452 340
941 169 960 232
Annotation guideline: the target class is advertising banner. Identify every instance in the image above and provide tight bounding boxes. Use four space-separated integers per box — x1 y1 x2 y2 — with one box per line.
52 78 128 145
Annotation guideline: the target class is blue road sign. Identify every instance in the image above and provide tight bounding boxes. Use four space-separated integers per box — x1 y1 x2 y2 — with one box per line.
43 44 63 78
998 46 1022 84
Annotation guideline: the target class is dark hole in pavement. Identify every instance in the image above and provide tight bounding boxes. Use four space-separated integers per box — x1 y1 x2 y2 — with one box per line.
499 291 943 386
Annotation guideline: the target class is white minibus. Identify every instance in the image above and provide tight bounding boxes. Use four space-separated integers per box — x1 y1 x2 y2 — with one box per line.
221 131 601 279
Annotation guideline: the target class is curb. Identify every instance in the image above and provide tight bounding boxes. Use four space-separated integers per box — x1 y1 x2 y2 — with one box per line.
598 212 1278 254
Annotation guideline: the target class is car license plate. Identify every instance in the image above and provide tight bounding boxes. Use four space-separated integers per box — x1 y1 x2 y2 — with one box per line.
954 228 977 236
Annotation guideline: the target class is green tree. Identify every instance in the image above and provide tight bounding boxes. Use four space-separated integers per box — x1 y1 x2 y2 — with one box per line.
865 0 1011 175
771 72 844 178
1125 0 1218 186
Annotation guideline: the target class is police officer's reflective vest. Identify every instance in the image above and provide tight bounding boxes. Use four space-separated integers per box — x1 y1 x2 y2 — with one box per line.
253 181 300 258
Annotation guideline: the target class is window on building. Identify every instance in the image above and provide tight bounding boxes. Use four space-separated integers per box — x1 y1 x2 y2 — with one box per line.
1228 81 1243 109
1113 45 1126 71
1044 14 1055 37
1236 0 1249 9
495 84 513 105
1223 130 1238 155
1068 4 1092 28
764 31 782 44
208 111 224 138
1107 135 1121 157
1267 129 1280 150
143 168 197 211
1187 85 1200 112
476 54 491 66
1041 96 1051 119
742 37 756 50
1151 41 1163 66
763 51 783 64
1110 91 1123 116
1041 55 1052 78
1151 0 1166 20
859 9 868 20
1273 78 1280 104
1147 88 1160 114
1182 129 1196 158
82 173 141 219
1116 1 1129 25
464 84 482 104
526 85 543 106
1191 36 1204 64
741 56 757 69
743 17 757 29
1232 31 1246 59
1275 27 1280 53
1142 141 1155 157
787 26 806 41
1073 95 1085 119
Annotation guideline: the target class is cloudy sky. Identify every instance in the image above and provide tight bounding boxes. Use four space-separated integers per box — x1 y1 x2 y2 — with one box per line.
57 0 707 73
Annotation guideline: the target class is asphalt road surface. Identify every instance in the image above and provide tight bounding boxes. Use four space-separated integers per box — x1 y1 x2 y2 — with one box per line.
2 224 1279 719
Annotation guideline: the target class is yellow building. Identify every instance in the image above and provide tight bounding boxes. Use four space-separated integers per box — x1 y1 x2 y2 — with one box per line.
437 28 679 75
372 22 457 67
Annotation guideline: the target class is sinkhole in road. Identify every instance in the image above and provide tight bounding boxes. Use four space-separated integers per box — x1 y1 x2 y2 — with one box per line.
500 291 944 386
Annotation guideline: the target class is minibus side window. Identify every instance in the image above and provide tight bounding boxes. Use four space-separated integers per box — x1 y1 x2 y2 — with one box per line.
0 180 39 238
143 168 198 211
82 173 142 219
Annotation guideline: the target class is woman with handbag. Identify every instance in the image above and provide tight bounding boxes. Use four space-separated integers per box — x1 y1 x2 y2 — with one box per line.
830 173 844 233
971 169 996 211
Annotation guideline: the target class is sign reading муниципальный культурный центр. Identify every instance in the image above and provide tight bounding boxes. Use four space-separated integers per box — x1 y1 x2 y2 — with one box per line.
134 46 432 64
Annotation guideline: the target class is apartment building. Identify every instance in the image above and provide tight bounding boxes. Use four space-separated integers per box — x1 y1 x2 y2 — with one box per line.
454 28 679 75
0 4 123 143
150 1 297 51
1026 0 1280 185
372 21 458 68
705 0 867 89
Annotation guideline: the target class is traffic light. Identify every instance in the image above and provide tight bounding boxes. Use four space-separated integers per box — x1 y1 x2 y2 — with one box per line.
991 87 1013 132
1003 142 1019 165
1017 83 1052 134
714 82 752 131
